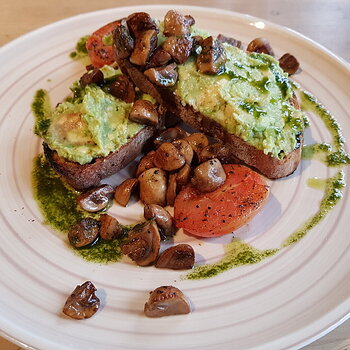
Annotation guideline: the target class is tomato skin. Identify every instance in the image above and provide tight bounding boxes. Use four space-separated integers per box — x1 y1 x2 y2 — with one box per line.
86 20 121 68
174 164 269 237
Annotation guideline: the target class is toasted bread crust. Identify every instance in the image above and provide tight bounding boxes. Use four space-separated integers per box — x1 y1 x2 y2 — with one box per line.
44 126 155 190
161 89 302 179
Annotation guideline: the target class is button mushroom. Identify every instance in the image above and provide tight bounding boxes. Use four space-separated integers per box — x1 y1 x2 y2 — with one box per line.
154 126 188 147
112 19 134 59
100 214 123 240
79 68 104 88
109 75 136 103
217 34 242 49
138 168 167 206
191 158 226 193
172 139 193 164
144 285 191 317
68 218 100 248
114 178 139 207
166 173 177 206
162 36 193 64
176 163 192 191
77 184 115 213
185 133 209 158
135 151 156 177
246 37 274 56
126 12 158 37
196 36 226 75
163 10 195 37
129 29 158 66
156 244 195 270
144 204 177 239
144 63 178 87
199 142 238 164
153 142 186 171
121 220 160 266
145 47 172 69
63 281 100 320
129 100 159 126
279 53 300 75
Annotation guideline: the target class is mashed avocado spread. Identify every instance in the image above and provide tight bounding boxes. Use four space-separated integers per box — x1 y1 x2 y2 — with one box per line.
175 45 308 159
33 68 144 164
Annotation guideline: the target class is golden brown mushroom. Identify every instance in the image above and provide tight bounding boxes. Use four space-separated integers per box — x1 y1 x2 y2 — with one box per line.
138 168 167 206
191 158 226 193
144 285 191 317
121 220 160 266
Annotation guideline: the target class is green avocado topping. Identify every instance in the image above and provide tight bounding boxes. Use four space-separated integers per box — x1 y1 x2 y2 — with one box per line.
175 45 308 159
32 78 144 164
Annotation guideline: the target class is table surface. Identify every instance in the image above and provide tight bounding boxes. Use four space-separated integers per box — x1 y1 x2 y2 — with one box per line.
1 0 349 349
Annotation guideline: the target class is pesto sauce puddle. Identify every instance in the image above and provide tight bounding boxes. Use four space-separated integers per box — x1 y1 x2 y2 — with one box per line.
32 155 125 263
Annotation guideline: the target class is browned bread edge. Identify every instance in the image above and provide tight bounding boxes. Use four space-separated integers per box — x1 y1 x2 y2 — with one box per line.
44 126 155 190
161 89 302 179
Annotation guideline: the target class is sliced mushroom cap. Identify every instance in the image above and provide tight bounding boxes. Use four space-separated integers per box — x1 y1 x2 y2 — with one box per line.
136 151 156 177
126 12 158 37
163 10 195 37
144 285 191 317
185 133 209 158
144 63 178 87
145 47 172 69
154 127 188 147
129 100 159 126
121 220 160 266
172 139 193 164
77 184 115 213
144 204 177 239
199 142 239 164
100 214 123 240
68 218 100 248
63 281 100 320
246 37 274 56
279 53 300 75
153 142 186 171
156 244 195 270
191 158 226 193
79 68 104 88
217 34 242 49
166 173 177 207
109 75 136 103
196 36 226 75
112 19 134 59
114 178 139 207
129 29 158 66
162 36 193 64
138 168 167 206
176 163 192 191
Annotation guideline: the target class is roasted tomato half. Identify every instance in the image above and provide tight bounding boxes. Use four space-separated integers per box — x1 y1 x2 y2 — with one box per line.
86 20 121 68
174 164 269 237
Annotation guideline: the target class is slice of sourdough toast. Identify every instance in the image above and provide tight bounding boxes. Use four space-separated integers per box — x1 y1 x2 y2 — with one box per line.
43 126 154 190
161 90 302 179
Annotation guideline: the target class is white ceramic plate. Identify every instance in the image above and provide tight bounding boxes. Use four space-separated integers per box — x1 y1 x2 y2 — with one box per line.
1 5 350 350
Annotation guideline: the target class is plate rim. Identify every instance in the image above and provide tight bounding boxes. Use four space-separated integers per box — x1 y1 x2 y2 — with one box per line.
1 4 350 350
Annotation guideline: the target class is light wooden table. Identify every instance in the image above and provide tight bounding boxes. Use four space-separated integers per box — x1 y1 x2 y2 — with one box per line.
1 1 349 349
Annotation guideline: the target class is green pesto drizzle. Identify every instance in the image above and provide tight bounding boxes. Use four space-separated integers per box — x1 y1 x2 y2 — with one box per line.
32 89 52 136
186 240 278 280
32 155 125 263
69 35 90 60
32 155 84 232
295 83 350 166
282 171 345 247
77 237 125 263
